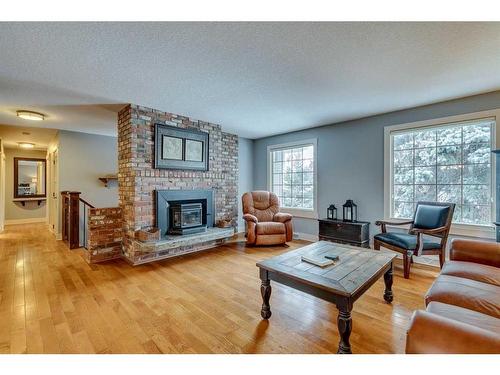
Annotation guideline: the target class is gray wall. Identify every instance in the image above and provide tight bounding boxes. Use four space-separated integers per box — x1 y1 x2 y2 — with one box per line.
4 148 47 221
253 90 500 237
58 130 118 208
237 137 254 230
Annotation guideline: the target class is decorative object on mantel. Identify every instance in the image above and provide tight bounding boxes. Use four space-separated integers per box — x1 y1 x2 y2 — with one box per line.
98 174 118 187
135 227 161 242
327 204 337 220
154 123 209 171
342 199 357 222
216 217 233 228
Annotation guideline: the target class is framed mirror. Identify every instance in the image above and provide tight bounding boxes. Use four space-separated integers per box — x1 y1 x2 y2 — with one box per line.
14 157 47 199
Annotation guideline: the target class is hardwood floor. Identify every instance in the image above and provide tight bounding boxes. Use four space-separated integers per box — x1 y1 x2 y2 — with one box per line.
0 224 438 354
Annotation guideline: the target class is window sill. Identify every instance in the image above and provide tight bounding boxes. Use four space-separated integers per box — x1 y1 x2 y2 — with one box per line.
384 218 496 240
281 207 318 219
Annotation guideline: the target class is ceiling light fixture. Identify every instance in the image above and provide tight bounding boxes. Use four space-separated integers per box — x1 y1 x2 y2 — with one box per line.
18 142 35 149
16 110 45 121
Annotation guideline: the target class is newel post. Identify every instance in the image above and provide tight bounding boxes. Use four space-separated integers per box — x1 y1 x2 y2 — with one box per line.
61 191 81 249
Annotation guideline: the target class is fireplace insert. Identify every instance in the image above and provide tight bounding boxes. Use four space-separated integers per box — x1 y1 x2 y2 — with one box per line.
169 202 207 235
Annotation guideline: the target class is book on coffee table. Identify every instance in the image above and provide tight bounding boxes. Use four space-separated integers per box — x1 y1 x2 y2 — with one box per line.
301 254 335 267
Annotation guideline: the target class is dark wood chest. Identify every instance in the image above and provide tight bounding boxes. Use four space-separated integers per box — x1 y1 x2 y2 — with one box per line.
318 219 370 248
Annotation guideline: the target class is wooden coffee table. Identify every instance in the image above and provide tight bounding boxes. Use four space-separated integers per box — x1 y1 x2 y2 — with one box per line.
256 241 396 354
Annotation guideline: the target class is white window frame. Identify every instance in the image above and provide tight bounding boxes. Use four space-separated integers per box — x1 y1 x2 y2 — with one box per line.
384 109 500 239
267 138 318 219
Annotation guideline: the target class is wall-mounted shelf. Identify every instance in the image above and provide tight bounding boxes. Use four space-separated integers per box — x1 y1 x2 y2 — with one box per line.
13 197 47 206
98 175 118 187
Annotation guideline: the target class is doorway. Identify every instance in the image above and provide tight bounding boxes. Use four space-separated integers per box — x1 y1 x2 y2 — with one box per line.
48 149 59 237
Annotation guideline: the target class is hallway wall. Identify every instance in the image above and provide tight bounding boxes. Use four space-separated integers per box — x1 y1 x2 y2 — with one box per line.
58 130 118 208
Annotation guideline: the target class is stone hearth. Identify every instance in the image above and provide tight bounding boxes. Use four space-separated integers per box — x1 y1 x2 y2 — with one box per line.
125 227 234 265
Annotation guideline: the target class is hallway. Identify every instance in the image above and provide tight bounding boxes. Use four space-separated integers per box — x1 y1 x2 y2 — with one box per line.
0 224 438 354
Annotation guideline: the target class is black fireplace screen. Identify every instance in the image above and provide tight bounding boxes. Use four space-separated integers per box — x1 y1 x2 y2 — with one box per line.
169 202 206 235
172 203 203 229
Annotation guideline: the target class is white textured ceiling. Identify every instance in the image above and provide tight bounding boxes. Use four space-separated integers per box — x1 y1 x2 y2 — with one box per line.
0 22 500 139
0 123 57 150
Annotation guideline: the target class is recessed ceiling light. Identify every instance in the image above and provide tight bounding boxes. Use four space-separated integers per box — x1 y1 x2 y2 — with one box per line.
18 142 35 149
16 110 45 121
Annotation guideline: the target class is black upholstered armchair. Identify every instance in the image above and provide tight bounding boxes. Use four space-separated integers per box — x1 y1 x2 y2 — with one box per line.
374 201 455 279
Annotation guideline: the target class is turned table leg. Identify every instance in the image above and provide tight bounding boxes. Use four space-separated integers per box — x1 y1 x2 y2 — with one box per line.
383 263 394 303
336 301 353 354
260 272 272 319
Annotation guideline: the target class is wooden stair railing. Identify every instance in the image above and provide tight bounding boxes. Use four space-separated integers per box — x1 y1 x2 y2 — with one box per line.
61 191 95 249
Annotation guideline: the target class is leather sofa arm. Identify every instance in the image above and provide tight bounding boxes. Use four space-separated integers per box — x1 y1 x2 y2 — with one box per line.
450 239 500 268
243 213 258 223
406 310 500 354
273 212 292 223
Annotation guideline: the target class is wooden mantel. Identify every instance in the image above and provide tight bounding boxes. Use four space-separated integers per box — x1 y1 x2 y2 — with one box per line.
98 175 118 187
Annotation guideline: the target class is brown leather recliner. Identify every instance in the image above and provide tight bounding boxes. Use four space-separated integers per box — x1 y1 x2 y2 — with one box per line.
242 191 293 245
405 239 500 354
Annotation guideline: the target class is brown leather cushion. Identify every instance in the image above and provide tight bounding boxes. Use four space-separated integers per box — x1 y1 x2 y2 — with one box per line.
427 301 500 334
256 222 286 235
425 275 500 318
441 260 500 287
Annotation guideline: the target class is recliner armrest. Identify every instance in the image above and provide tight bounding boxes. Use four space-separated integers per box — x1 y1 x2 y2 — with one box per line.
406 310 500 354
273 212 292 223
243 213 258 223
450 239 500 268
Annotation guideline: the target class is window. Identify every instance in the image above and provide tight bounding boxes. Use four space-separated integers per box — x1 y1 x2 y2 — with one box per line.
268 140 317 216
389 117 495 225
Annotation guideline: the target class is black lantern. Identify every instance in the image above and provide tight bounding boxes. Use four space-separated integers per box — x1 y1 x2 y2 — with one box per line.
342 199 357 222
327 204 337 220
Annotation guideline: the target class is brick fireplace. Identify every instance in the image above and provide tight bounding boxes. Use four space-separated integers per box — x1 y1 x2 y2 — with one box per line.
117 104 239 264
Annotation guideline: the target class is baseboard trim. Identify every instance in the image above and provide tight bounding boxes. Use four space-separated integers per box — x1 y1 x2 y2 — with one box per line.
5 218 48 225
294 232 319 242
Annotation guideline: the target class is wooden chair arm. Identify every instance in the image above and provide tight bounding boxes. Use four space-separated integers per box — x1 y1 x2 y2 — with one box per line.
412 226 448 256
375 220 413 233
411 226 449 235
375 220 414 226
